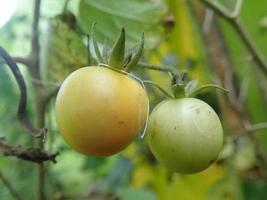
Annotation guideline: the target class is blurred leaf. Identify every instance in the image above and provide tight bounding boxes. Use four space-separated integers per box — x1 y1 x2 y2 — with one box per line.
132 162 155 188
40 12 87 87
243 178 267 200
117 187 157 200
103 156 133 187
78 0 166 48
52 151 93 196
259 15 267 29
232 137 256 171
207 167 244 200
83 156 107 170
164 0 211 83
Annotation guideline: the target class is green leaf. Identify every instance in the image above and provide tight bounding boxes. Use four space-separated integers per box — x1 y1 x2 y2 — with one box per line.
207 168 244 200
109 28 125 68
78 0 165 48
243 179 267 200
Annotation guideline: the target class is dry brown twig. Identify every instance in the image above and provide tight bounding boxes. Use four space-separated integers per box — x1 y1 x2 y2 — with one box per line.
0 138 58 163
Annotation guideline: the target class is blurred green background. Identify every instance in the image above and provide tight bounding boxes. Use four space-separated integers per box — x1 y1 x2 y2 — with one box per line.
1 0 267 199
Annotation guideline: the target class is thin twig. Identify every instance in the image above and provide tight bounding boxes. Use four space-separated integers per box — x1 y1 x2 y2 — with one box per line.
234 122 267 138
29 0 41 82
62 0 70 13
0 138 58 163
0 47 44 137
0 170 23 200
200 0 267 75
13 56 31 67
200 0 231 18
137 62 180 74
232 0 243 18
203 9 214 33
232 19 267 74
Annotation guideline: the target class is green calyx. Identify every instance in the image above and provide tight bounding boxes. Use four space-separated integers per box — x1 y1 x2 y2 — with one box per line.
144 72 229 99
109 28 125 68
171 72 229 98
89 24 144 71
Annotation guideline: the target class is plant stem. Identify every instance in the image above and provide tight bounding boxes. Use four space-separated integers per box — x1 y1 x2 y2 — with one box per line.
35 99 46 200
13 56 31 67
28 0 46 199
235 122 267 137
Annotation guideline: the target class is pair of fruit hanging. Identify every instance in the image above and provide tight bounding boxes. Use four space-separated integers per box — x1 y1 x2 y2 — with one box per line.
55 27 224 174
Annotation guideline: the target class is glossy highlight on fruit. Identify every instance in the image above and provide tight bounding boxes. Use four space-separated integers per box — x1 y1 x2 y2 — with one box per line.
146 98 223 174
55 66 148 156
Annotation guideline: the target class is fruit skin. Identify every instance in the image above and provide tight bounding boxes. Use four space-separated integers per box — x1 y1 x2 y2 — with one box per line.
145 98 223 174
55 66 148 156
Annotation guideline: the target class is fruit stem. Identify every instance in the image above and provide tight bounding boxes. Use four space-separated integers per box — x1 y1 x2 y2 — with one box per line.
172 84 186 98
143 80 173 98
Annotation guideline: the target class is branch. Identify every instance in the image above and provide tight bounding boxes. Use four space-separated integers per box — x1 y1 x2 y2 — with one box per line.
0 138 58 163
0 170 22 200
200 0 267 75
0 47 44 137
29 1 47 200
234 122 267 138
13 56 31 67
232 0 243 18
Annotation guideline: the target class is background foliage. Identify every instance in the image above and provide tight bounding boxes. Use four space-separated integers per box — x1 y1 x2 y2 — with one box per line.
1 0 267 199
